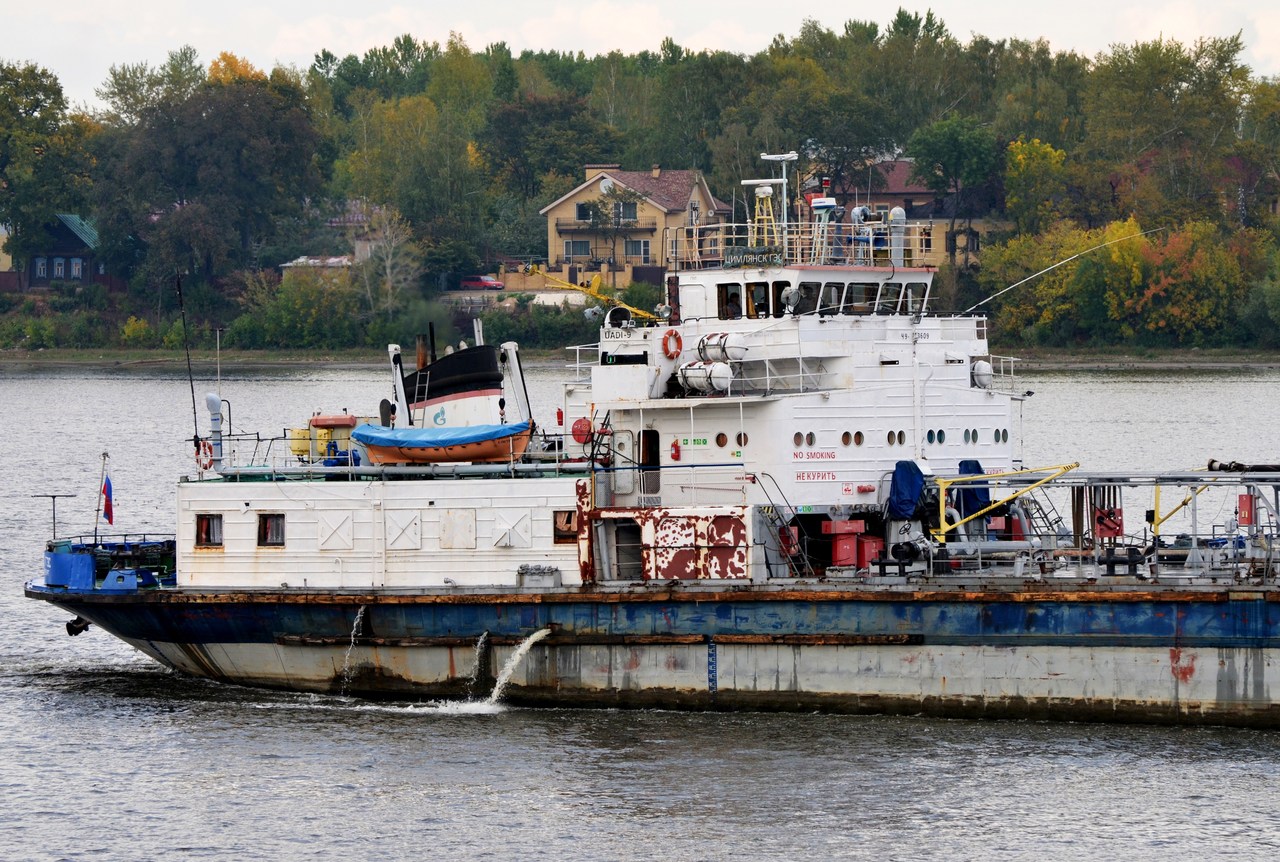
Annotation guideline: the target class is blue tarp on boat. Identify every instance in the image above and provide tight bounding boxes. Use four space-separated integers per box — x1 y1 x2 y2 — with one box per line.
956 459 990 517
887 460 926 519
352 420 531 450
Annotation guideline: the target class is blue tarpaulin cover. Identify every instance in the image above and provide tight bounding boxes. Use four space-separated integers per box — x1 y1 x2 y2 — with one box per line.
352 420 530 450
956 459 990 517
887 460 926 519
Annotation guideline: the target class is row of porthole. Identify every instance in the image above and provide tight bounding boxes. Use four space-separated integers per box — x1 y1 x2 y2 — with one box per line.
715 432 749 447
788 429 1012 447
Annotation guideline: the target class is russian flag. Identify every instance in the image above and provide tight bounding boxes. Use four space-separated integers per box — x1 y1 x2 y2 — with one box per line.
102 474 114 525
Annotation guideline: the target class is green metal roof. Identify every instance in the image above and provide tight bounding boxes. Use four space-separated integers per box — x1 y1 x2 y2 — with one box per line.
55 213 99 249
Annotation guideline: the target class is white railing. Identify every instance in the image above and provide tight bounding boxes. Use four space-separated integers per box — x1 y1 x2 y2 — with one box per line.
666 219 939 271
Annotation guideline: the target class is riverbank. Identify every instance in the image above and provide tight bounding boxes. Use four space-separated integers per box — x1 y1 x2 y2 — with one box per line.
3 346 1280 372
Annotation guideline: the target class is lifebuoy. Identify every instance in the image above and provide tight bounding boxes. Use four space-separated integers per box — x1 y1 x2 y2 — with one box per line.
662 328 683 360
196 439 214 470
571 417 594 445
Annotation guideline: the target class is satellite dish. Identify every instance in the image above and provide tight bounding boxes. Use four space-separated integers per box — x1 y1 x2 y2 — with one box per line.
600 177 614 193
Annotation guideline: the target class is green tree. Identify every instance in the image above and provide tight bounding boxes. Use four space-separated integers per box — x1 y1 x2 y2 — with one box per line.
355 206 422 320
104 72 322 284
1082 36 1250 224
1004 137 1067 234
907 115 999 266
480 93 621 202
0 61 94 261
95 45 204 126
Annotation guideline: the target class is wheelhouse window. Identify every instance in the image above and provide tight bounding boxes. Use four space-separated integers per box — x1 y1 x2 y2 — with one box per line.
844 283 878 314
877 283 902 314
744 281 769 318
257 513 285 547
195 514 223 547
821 282 844 315
717 282 744 319
903 281 930 314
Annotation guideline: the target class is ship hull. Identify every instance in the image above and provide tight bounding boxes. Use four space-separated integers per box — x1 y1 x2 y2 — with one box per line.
28 584 1280 726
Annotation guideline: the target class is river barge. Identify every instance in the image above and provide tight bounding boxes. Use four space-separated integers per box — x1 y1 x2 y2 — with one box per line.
26 166 1280 726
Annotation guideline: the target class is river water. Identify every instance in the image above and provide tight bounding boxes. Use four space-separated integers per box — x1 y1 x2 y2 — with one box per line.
3 362 1280 861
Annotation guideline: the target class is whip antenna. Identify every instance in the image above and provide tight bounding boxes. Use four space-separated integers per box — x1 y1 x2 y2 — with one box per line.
175 272 201 454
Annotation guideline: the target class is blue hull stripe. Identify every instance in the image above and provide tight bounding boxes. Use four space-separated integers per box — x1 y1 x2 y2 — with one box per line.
27 588 1280 650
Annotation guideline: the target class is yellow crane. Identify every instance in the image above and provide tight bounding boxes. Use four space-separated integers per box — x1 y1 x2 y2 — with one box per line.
521 264 658 321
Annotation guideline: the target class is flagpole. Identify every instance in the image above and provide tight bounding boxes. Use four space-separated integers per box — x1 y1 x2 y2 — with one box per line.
94 451 108 542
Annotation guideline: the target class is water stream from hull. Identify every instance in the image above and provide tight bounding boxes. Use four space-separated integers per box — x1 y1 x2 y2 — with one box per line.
467 630 490 699
339 605 366 695
485 628 551 705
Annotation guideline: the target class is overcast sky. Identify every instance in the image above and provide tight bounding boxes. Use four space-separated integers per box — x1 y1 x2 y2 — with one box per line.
9 0 1280 109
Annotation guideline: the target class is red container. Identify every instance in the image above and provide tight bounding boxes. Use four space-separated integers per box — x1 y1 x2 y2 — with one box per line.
833 535 859 566
857 536 885 569
1239 494 1255 527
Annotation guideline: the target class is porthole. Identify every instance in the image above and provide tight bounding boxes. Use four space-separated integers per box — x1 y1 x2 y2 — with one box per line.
1002 429 1009 443
927 430 936 444
854 431 864 446
887 431 896 445
737 432 748 446
897 430 906 446
793 432 804 447
938 429 946 444
964 429 971 444
716 432 728 448
841 431 852 446
805 432 816 446
994 429 1000 444
972 428 979 443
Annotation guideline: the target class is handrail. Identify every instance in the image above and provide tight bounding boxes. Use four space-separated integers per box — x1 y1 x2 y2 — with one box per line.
665 219 939 271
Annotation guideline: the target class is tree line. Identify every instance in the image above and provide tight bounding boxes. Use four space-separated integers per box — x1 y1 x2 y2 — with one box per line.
1 8 1279 351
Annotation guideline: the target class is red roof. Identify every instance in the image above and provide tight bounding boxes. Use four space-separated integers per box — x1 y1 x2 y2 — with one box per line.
871 160 933 195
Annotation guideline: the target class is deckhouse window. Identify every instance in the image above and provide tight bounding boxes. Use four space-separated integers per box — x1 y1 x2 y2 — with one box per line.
553 510 578 544
257 514 285 547
196 514 223 547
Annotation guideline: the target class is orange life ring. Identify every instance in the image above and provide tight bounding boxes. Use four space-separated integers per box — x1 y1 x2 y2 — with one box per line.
662 328 683 360
196 439 214 470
